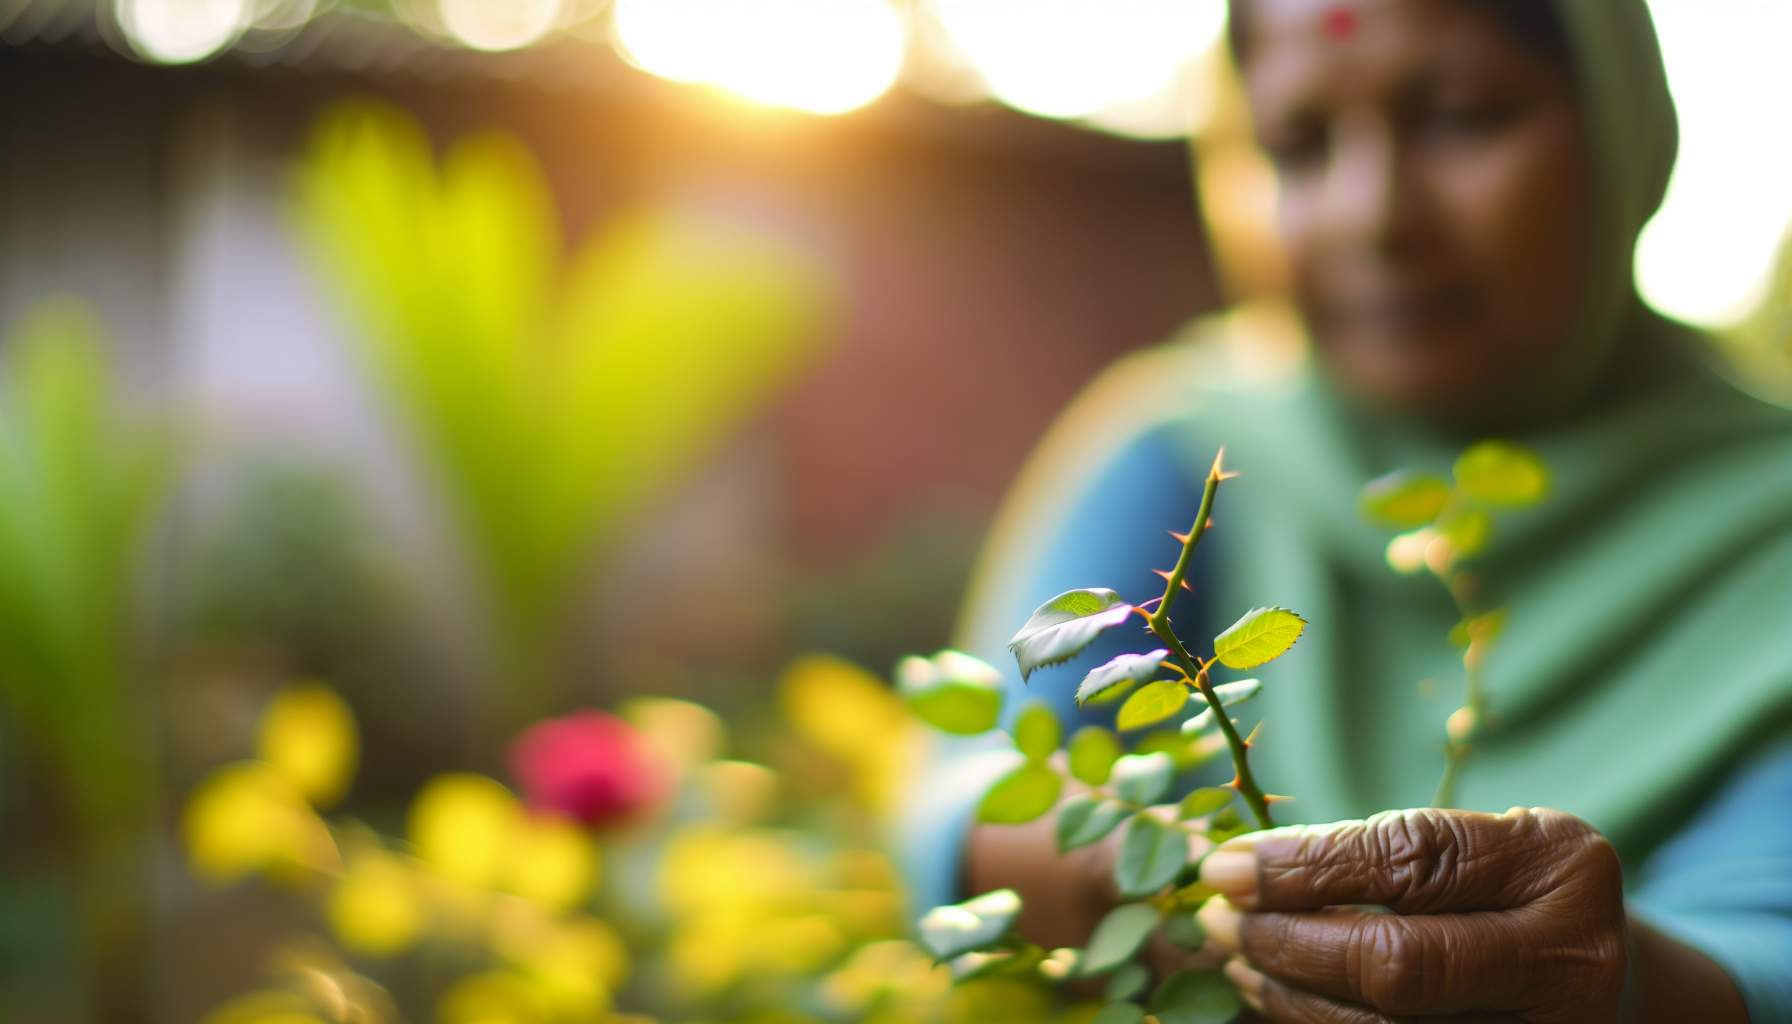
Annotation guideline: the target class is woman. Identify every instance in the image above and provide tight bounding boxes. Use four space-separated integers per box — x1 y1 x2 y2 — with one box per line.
904 1 1792 1020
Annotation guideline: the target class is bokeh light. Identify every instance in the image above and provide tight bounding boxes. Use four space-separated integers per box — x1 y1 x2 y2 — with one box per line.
115 0 251 64
612 0 908 116
1638 0 1792 326
438 0 562 52
926 0 1226 123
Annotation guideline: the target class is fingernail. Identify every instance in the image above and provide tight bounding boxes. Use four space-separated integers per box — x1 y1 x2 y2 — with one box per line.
1224 956 1267 1014
1196 894 1242 953
1199 850 1259 908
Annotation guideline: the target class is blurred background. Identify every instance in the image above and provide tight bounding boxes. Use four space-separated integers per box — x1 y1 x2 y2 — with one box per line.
1 1 1788 1021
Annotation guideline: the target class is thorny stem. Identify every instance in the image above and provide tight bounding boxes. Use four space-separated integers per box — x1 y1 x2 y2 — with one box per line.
1145 450 1276 832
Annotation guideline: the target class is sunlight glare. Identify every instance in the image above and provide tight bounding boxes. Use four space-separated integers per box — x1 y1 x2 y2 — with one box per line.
613 0 907 116
1637 0 1792 326
439 0 563 51
116 0 250 63
928 0 1226 122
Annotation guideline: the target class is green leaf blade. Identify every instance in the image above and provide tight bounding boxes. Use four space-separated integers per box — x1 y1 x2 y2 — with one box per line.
1177 787 1234 820
1179 679 1262 736
916 888 1022 961
897 650 1005 735
1079 902 1162 976
977 762 1064 825
1068 726 1122 786
1013 701 1062 761
1110 752 1175 806
1358 470 1450 528
1150 969 1242 1024
1213 607 1306 670
1116 813 1189 897
1077 649 1169 706
1008 588 1136 681
1056 795 1130 852
1454 440 1550 506
1116 679 1190 732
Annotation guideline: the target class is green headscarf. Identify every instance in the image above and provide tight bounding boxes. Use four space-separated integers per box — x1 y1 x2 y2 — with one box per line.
960 0 1792 866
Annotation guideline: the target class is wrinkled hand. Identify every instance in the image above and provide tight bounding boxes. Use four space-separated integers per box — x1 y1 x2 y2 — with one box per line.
1195 807 1628 1023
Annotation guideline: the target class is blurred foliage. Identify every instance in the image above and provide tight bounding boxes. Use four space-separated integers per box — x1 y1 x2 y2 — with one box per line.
0 301 178 1018
181 655 1101 1022
1731 224 1792 398
295 101 833 726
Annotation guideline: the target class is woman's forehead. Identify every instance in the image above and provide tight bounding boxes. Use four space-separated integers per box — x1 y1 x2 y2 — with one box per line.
1241 0 1537 104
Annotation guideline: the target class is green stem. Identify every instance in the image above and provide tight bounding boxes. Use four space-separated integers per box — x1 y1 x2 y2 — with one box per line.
1145 451 1275 832
1433 574 1488 809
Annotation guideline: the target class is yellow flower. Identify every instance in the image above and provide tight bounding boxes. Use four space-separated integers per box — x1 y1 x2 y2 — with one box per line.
777 655 917 811
258 683 358 809
200 989 327 1024
410 774 521 889
184 761 336 884
327 849 423 957
502 813 599 911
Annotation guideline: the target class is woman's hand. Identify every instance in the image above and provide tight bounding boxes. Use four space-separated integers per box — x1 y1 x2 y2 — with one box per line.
1193 807 1629 1023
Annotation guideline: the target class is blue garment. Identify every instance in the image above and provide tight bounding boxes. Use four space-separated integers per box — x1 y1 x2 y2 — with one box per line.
898 422 1792 1022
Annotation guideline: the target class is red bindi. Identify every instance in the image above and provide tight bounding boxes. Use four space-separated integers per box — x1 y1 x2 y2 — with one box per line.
1322 5 1358 39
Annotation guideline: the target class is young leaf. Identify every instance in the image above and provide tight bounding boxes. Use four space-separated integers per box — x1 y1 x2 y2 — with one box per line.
977 763 1063 824
1056 795 1130 852
1448 608 1507 649
1453 440 1549 506
1149 969 1242 1024
916 888 1021 961
1008 589 1136 681
1116 813 1189 896
1358 470 1450 528
1160 911 1206 951
950 944 1045 981
1104 962 1150 1002
1116 680 1190 732
1092 1004 1145 1024
1177 787 1234 820
1179 679 1263 735
1437 507 1492 560
897 650 1004 735
1079 902 1161 976
1013 701 1061 761
1038 947 1081 982
1068 726 1123 786
1213 607 1306 669
1110 752 1174 806
1078 649 1169 706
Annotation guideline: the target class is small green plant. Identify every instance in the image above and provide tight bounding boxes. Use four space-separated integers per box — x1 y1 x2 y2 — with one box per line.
1358 440 1550 806
900 451 1306 1024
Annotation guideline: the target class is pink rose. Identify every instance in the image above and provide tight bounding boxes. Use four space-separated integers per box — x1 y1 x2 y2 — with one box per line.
508 711 668 828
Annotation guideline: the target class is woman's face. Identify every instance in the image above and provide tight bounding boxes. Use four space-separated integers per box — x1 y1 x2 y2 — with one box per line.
1239 0 1591 424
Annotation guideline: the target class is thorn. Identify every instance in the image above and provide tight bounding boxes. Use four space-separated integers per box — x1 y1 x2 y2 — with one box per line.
1205 517 1216 530
1243 721 1265 746
1153 568 1174 583
1169 530 1191 545
1264 793 1294 805
1226 775 1241 790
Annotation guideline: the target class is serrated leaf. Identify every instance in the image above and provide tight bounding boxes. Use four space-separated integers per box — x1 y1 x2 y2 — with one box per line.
1116 680 1190 732
897 650 1004 735
1150 969 1242 1024
1179 679 1262 735
1110 752 1174 806
1056 795 1130 852
1105 962 1150 1002
1008 588 1136 681
977 762 1063 824
1078 649 1169 706
1161 911 1206 950
1213 607 1306 670
1177 787 1234 820
1092 1004 1145 1024
916 888 1021 961
1069 726 1122 786
1359 470 1450 528
1012 701 1061 761
1079 901 1161 976
1453 440 1549 506
1116 813 1189 897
